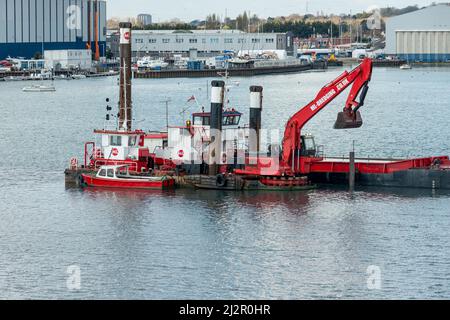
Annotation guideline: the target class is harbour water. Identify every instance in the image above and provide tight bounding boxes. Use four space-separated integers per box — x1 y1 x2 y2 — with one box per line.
1 66 450 299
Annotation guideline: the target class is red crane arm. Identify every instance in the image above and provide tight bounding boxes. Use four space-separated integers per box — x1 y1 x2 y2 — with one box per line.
281 58 373 168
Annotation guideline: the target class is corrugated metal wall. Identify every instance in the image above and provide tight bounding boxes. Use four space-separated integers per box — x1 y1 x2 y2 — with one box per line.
0 0 106 44
396 31 450 62
0 0 6 43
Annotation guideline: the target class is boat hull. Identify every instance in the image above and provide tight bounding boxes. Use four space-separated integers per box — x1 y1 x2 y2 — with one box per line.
309 168 450 190
22 86 56 92
81 174 175 190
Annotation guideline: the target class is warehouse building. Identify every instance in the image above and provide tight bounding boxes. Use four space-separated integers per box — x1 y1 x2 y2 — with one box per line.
0 0 107 59
44 49 92 70
385 4 450 62
108 29 294 58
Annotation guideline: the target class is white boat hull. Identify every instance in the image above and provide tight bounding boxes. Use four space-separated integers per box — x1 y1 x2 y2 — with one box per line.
23 85 56 92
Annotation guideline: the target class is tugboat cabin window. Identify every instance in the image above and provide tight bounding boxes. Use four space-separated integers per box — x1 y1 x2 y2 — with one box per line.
128 136 137 147
193 116 210 126
193 114 241 126
223 115 241 126
110 136 122 146
107 169 115 177
99 169 107 177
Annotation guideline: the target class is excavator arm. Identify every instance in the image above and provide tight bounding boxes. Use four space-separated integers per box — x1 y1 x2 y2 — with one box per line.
281 58 373 171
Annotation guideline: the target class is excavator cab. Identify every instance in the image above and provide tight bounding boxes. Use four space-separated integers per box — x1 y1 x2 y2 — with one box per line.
334 110 363 129
300 135 317 157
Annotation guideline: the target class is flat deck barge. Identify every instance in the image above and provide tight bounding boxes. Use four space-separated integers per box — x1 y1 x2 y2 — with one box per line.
133 63 320 79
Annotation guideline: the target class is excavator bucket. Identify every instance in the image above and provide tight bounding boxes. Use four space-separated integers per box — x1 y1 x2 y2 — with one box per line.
334 110 363 129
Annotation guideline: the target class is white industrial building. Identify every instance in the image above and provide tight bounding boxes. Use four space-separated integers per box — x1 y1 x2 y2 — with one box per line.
44 49 92 70
109 29 294 57
385 4 450 62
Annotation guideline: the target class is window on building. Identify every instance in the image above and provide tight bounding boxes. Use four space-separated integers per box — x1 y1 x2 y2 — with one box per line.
176 38 184 43
149 39 157 43
202 38 206 44
162 39 170 43
251 38 261 43
189 38 197 43
265 38 274 43
210 38 219 44
225 38 233 44
135 38 144 44
110 136 122 146
238 38 246 44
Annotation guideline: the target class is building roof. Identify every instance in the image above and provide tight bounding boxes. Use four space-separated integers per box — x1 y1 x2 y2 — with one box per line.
386 3 450 27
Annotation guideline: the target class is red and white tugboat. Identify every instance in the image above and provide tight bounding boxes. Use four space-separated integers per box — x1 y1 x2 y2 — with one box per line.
65 23 176 189
81 165 175 190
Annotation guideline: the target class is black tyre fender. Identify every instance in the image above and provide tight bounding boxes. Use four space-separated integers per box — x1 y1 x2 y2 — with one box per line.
78 174 86 187
216 174 227 188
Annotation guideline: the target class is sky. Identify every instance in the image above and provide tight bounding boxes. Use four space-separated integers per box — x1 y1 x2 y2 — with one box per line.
106 0 435 21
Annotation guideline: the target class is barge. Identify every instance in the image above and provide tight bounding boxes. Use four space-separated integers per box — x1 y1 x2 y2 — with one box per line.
134 63 316 79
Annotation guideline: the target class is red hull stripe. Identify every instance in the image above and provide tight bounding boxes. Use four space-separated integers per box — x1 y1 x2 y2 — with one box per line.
82 175 175 189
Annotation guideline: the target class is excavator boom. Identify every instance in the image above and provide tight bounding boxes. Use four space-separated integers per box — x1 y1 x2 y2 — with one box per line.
281 58 373 171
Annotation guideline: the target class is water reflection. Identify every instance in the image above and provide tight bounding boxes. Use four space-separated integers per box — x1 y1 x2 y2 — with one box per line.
81 186 176 202
3 68 450 298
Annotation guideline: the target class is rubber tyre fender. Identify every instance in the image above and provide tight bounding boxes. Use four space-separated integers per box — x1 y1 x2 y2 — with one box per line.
78 174 86 187
216 174 227 188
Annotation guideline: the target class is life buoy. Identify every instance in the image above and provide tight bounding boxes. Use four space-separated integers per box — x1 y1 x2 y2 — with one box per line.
216 174 227 188
95 148 103 158
69 157 78 170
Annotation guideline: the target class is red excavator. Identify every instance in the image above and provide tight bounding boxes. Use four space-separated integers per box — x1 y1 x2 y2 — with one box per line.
236 58 373 179
236 57 450 189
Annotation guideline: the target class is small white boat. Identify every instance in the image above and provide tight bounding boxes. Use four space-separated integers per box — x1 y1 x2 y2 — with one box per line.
54 74 72 80
28 70 54 80
71 74 87 79
136 56 169 69
400 64 412 70
22 84 56 92
4 76 26 81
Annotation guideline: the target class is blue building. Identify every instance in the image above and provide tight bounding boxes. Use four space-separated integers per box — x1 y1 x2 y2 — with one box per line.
0 0 107 59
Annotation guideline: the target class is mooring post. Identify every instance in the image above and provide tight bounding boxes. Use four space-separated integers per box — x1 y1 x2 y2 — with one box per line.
349 151 356 191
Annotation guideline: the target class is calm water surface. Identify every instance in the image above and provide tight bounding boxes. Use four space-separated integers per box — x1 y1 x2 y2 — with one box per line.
0 66 450 299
